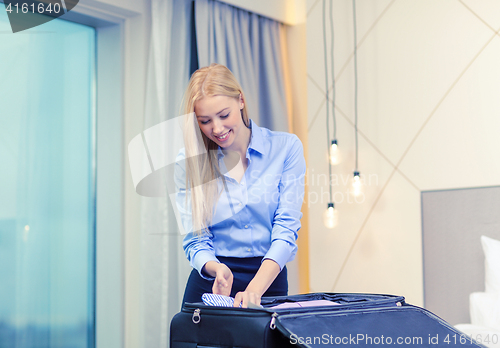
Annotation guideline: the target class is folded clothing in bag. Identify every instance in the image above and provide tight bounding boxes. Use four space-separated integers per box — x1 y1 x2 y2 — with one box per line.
201 293 340 309
268 299 340 309
202 293 239 307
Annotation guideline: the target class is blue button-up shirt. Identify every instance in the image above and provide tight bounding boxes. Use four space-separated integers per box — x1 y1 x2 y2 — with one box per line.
175 119 306 279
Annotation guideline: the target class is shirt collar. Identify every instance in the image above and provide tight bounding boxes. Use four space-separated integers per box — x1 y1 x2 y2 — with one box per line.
217 147 224 158
247 119 266 156
216 119 267 158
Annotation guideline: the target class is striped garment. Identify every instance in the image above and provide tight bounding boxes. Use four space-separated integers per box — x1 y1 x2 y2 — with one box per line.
202 293 241 307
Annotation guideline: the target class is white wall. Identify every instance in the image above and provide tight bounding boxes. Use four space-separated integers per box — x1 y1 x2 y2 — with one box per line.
306 0 500 306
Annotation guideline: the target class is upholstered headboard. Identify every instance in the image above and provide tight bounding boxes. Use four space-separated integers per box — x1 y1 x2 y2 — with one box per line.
422 186 500 325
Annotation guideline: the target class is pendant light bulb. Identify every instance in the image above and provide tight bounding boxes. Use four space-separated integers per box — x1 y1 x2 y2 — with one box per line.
351 171 363 197
329 140 341 165
323 202 338 229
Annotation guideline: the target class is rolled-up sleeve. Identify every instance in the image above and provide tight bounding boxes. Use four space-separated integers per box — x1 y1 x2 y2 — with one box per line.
264 136 306 269
175 149 219 279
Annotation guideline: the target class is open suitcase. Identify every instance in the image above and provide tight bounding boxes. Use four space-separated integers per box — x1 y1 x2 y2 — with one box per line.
170 292 486 347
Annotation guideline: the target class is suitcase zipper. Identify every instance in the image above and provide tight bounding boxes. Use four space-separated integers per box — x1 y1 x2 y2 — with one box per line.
192 308 201 324
184 294 405 331
183 294 404 315
269 312 278 330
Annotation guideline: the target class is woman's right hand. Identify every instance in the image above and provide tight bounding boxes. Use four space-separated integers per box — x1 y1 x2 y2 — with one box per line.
212 263 233 296
203 261 233 296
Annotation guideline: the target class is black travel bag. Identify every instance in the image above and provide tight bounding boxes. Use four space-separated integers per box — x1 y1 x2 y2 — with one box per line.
170 292 486 347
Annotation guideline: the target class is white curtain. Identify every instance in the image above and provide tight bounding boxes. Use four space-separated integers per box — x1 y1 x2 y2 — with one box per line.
139 0 195 347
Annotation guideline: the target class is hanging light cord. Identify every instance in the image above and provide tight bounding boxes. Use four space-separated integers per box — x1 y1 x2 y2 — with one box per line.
353 0 359 172
330 0 336 141
323 0 333 201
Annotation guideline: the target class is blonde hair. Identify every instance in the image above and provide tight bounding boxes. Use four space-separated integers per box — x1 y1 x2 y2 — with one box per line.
182 63 250 235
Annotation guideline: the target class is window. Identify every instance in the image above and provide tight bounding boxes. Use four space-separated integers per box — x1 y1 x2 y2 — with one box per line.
0 11 96 348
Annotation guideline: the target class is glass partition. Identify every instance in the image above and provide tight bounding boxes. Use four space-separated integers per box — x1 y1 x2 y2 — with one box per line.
0 10 96 348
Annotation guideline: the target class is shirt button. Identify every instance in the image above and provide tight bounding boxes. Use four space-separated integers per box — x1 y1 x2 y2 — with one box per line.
244 225 249 228
238 202 242 206
247 248 251 252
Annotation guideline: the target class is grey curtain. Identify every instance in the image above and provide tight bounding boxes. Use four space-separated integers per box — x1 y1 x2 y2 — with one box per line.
195 0 289 132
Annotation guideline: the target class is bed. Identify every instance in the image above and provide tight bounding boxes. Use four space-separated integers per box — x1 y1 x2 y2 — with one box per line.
422 186 500 348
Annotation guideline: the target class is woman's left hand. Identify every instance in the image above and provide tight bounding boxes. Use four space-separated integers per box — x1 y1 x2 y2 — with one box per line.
233 289 261 308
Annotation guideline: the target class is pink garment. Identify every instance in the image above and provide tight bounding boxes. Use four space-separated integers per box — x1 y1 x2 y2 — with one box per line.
269 300 340 309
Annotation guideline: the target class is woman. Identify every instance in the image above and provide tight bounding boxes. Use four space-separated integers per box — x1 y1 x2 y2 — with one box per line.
175 63 305 308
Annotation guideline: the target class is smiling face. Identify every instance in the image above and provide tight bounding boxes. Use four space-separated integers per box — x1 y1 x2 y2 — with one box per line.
194 94 250 152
